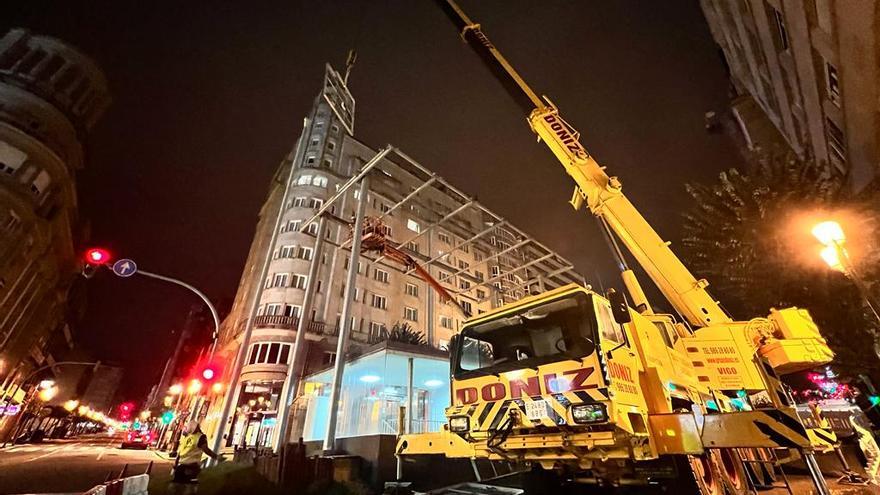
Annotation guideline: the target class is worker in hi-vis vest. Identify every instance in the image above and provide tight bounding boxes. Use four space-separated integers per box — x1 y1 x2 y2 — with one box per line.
171 420 220 487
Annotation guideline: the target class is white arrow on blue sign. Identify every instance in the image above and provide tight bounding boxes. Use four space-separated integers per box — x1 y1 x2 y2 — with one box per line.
112 259 138 278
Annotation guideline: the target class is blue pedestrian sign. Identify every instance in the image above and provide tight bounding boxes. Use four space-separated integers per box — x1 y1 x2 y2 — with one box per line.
112 259 138 278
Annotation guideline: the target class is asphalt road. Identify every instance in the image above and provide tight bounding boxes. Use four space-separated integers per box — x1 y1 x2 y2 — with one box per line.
0 434 171 495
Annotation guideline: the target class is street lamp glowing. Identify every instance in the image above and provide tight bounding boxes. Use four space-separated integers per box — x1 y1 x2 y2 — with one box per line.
187 379 202 395
38 379 55 390
63 399 80 412
211 382 224 394
78 405 89 415
812 221 846 246
38 386 58 402
169 383 183 395
820 246 846 272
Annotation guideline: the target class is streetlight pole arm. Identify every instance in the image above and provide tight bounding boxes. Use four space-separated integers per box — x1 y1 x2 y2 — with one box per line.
135 269 221 357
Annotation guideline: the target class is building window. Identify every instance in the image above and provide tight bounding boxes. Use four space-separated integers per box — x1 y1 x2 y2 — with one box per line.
309 198 324 209
284 304 301 317
380 203 392 215
297 246 314 260
331 124 339 133
771 6 789 51
474 271 484 281
248 342 292 365
31 170 50 196
307 222 319 235
406 241 419 253
292 197 306 208
826 63 841 107
459 280 471 290
306 156 316 166
282 220 302 233
826 118 846 164
406 219 421 233
264 303 283 315
278 245 296 258
374 268 390 283
292 274 308 289
270 273 288 288
328 141 336 151
323 158 333 168
0 140 28 175
474 251 484 262
323 352 336 366
404 306 418 322
476 289 486 299
369 322 385 340
405 283 419 297
437 231 451 244
313 175 328 187
311 138 319 146
461 301 473 315
458 260 469 270
371 294 387 310
440 315 453 329
491 266 500 277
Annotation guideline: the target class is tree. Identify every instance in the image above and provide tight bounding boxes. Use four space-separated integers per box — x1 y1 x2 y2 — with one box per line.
380 322 428 347
681 149 880 376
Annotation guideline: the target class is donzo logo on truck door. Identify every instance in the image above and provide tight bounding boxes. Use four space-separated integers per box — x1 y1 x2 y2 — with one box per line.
455 367 598 405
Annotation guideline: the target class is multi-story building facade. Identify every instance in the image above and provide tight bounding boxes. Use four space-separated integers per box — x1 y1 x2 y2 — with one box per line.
700 0 879 190
212 66 584 449
0 29 110 439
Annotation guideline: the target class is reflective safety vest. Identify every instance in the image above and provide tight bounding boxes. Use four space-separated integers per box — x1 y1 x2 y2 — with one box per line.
178 432 204 465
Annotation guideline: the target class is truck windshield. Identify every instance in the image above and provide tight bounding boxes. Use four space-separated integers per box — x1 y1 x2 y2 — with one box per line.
454 292 597 378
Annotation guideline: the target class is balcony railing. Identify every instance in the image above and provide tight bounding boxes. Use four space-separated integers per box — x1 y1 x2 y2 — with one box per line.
252 315 326 334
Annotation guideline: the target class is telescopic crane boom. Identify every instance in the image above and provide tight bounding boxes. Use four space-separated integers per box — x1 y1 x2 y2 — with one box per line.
436 0 729 328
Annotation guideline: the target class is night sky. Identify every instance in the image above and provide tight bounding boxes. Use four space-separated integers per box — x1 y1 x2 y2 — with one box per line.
2 1 739 400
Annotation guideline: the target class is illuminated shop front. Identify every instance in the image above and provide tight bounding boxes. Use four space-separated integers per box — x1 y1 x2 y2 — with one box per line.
300 345 449 441
229 380 283 448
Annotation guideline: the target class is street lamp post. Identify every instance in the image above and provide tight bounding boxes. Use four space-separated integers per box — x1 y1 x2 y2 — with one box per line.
812 220 880 325
1 361 103 447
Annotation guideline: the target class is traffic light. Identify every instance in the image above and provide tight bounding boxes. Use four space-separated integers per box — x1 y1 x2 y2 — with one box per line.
118 401 135 421
198 362 222 385
84 248 111 265
161 410 174 425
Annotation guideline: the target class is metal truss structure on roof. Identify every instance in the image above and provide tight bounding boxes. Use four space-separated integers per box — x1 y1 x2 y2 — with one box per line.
301 139 585 307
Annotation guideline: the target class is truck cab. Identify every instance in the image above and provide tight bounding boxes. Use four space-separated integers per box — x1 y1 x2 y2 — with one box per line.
437 284 704 470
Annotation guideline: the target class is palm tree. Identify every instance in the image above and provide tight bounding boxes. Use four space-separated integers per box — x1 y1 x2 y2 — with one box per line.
380 322 428 347
681 149 880 376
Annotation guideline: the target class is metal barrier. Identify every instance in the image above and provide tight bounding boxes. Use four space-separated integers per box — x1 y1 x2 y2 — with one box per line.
82 466 151 495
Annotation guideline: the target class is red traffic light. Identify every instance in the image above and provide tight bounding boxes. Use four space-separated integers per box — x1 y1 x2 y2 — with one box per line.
200 365 218 382
84 248 111 265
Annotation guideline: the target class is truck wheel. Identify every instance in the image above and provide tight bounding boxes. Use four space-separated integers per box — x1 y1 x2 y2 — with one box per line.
521 465 561 495
668 454 723 495
711 448 749 495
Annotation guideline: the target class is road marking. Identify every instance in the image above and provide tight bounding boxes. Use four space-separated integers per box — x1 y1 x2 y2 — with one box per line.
22 444 71 463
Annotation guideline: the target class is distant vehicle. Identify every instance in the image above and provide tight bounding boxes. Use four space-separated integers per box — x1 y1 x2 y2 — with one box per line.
120 429 153 449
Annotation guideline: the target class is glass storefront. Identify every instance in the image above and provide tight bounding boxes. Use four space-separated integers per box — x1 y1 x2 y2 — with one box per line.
300 348 449 441
229 380 282 448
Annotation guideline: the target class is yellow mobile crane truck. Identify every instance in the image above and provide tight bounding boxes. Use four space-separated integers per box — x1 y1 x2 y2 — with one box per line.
394 2 838 494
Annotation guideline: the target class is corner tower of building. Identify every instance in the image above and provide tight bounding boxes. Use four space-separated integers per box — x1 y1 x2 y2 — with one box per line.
0 28 110 425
